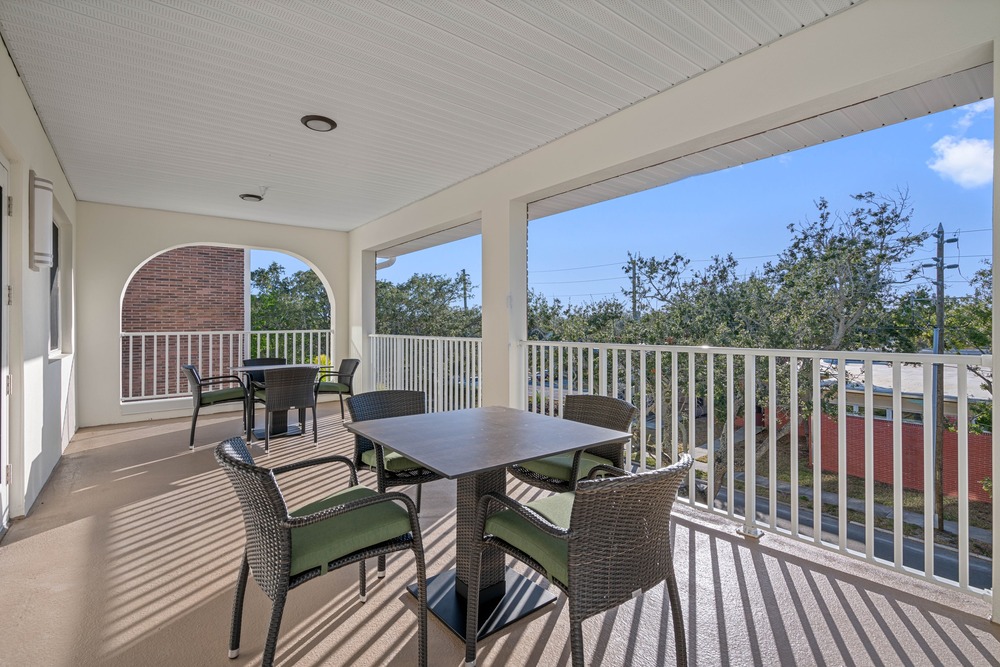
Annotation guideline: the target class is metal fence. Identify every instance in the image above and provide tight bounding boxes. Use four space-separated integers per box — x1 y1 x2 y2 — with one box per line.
120 329 333 401
369 334 482 412
523 340 994 599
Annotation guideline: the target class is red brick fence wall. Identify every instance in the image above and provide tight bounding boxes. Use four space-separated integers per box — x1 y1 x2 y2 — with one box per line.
813 413 992 503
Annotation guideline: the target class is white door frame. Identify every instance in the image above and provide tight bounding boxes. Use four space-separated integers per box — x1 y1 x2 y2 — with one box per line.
0 154 10 531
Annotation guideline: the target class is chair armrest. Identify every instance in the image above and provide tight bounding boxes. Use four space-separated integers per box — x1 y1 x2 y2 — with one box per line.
585 464 631 479
475 491 570 539
272 455 359 486
200 374 248 390
317 371 349 382
281 491 419 534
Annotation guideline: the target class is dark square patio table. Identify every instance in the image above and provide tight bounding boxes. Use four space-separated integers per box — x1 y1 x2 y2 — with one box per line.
345 405 632 639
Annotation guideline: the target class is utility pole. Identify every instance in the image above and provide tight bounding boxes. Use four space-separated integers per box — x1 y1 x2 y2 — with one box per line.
925 223 958 532
630 257 638 321
460 269 468 311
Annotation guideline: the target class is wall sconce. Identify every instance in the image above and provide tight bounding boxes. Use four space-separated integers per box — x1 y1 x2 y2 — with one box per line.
28 170 53 271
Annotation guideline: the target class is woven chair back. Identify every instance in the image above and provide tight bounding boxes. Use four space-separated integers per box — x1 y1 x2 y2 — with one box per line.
263 367 318 411
215 437 291 601
336 358 360 390
567 453 692 621
182 364 202 404
562 394 638 467
242 357 286 385
345 390 426 468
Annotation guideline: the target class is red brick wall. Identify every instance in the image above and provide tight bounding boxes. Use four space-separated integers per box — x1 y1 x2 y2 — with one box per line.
813 413 992 503
121 246 246 398
122 245 245 332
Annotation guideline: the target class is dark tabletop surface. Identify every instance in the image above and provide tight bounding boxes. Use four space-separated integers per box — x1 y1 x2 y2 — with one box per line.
231 363 319 372
345 405 631 479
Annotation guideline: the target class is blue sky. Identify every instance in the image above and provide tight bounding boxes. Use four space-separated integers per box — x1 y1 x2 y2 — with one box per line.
254 99 994 306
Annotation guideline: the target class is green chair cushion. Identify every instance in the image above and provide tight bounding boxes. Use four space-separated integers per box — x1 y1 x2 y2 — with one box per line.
289 485 412 577
200 387 246 406
486 491 574 586
317 381 349 394
518 451 614 482
360 447 422 472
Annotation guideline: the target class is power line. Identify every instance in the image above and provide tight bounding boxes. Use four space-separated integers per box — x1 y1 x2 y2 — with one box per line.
530 252 781 275
531 261 622 273
533 276 629 285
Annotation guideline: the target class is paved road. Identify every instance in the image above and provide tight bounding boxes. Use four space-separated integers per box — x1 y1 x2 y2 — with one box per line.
716 489 992 590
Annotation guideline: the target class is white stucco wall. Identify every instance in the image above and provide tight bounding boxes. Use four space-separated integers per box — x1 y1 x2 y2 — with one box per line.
75 202 349 428
347 0 1000 406
0 44 78 517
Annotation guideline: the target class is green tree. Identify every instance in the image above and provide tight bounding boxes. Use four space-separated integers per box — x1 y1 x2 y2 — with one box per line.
376 272 482 337
251 262 330 330
764 191 928 351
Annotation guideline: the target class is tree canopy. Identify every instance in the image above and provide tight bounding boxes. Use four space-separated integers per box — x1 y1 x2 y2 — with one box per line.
251 262 330 331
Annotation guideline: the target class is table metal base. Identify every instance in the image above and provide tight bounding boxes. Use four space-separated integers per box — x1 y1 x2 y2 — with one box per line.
407 568 557 640
250 424 303 440
249 408 306 440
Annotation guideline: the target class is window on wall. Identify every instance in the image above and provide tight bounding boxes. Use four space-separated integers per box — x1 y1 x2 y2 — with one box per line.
49 222 60 351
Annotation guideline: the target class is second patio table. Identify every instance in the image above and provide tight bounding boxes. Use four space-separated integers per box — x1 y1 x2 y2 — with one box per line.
345 405 632 639
231 363 320 438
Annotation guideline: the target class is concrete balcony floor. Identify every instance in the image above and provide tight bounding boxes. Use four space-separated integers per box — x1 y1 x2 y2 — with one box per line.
2 404 998 666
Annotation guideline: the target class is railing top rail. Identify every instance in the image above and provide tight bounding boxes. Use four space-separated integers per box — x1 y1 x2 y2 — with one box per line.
519 340 990 367
371 334 483 343
121 329 333 336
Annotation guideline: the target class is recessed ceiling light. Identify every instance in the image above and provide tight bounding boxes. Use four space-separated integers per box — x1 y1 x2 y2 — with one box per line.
301 114 337 132
239 193 263 202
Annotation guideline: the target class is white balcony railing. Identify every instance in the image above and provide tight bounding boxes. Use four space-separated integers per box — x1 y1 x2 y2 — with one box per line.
523 340 994 599
370 334 482 413
120 329 333 401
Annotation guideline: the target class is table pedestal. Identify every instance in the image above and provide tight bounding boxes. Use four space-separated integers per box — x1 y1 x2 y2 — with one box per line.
406 468 556 639
407 568 556 640
250 408 305 439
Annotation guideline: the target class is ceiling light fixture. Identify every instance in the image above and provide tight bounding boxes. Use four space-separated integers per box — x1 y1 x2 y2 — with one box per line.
301 114 337 132
239 186 268 202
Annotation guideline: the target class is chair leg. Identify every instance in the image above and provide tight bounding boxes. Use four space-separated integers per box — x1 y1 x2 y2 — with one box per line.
377 475 387 576
665 569 688 667
228 555 250 659
359 559 367 602
416 484 422 514
463 546 483 666
189 405 200 450
569 619 586 667
312 406 318 444
261 589 288 667
413 536 428 667
264 412 271 454
339 393 345 420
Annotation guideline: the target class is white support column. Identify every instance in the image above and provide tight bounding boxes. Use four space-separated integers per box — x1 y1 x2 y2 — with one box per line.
991 37 999 626
357 249 376 393
481 200 527 408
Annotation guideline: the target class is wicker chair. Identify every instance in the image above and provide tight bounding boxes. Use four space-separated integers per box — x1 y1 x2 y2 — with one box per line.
181 364 248 450
251 367 319 453
315 358 359 419
241 357 287 388
215 437 427 667
346 390 444 576
242 357 286 438
465 454 693 667
508 394 639 492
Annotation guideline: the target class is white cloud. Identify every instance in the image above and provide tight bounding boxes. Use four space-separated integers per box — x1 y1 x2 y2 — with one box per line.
927 135 993 188
954 99 994 131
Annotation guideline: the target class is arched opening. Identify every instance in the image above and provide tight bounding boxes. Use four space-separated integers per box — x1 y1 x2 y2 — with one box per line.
120 245 332 402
